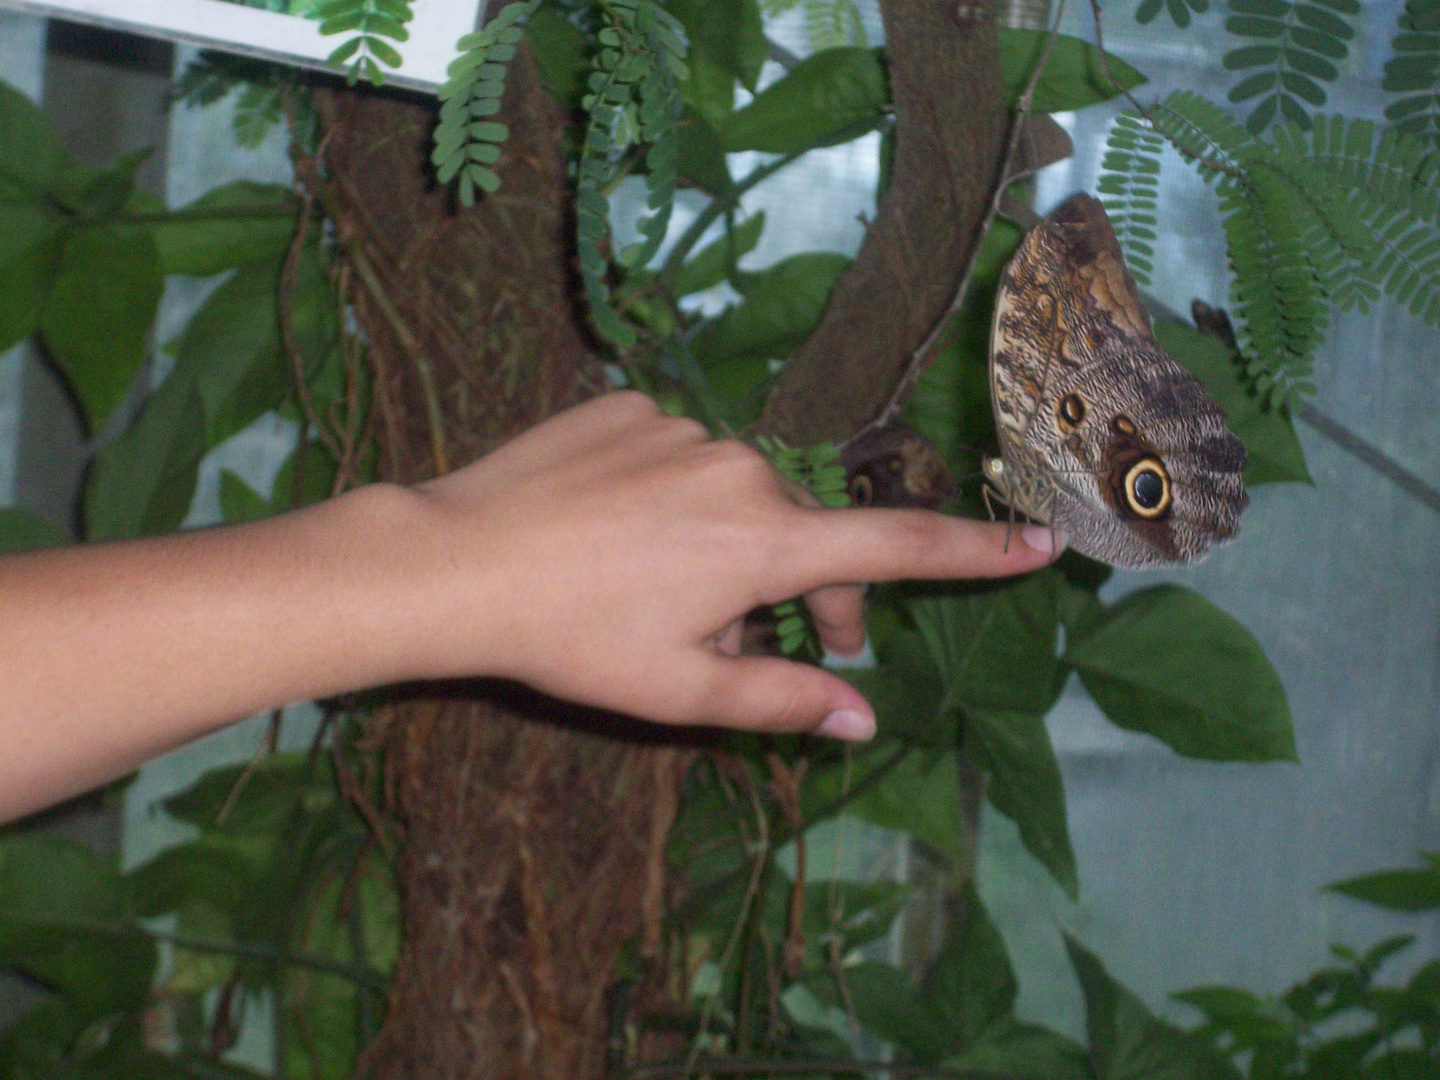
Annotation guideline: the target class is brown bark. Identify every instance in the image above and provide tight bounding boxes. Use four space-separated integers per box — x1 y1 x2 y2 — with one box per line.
756 0 1010 446
314 53 693 1080
312 1 1012 1076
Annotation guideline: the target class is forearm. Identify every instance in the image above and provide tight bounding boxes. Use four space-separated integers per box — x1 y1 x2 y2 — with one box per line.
0 483 443 820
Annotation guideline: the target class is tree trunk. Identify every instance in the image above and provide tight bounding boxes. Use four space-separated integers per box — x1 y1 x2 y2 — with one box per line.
313 0 1011 1074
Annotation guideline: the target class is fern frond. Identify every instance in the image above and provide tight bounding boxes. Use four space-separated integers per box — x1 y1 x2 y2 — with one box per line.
1223 0 1359 133
432 0 541 205
1098 112 1163 287
1384 0 1440 150
1135 0 1209 29
316 0 413 85
1299 116 1440 325
803 0 867 50
575 0 689 348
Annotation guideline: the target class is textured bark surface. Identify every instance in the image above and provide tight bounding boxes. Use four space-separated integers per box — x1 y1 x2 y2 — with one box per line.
312 1 1012 1075
316 53 691 1080
756 0 1010 445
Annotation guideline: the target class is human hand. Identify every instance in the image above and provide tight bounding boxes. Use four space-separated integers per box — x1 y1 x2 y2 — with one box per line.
399 392 1064 740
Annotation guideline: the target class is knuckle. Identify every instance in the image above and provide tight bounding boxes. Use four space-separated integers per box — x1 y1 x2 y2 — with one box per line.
896 511 947 563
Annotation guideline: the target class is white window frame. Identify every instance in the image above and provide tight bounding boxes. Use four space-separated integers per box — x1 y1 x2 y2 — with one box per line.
0 0 483 91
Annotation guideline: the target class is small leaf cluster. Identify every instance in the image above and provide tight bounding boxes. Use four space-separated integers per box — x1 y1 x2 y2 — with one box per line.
576 0 689 347
433 0 542 205
757 438 849 656
1136 0 1210 30
1223 0 1360 133
1099 112 1164 286
1384 0 1440 150
1147 94 1440 402
316 0 414 85
759 0 868 51
1179 854 1440 1078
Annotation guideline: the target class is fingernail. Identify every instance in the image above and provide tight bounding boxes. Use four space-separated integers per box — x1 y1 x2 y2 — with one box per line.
822 638 875 669
1021 525 1067 556
816 709 876 741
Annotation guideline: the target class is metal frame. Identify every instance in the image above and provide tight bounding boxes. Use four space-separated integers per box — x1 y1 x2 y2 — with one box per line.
0 0 484 92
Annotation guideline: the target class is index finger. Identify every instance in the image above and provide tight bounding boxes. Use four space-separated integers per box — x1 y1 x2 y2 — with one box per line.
785 508 1066 593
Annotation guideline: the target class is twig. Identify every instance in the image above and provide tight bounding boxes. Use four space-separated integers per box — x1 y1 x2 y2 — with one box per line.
153 929 388 992
279 177 343 463
215 710 282 827
861 0 1069 438
1292 399 1440 516
1085 0 1243 180
685 763 771 1075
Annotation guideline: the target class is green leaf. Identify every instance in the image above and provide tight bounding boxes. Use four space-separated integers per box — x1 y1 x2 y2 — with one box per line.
946 1017 1093 1080
40 224 164 433
671 212 765 296
1066 936 1244 1080
676 110 733 195
151 181 300 277
1154 321 1311 485
998 29 1147 114
921 886 1018 1058
1064 585 1296 762
84 363 207 541
836 961 934 1049
965 706 1078 899
0 835 155 1018
168 257 293 448
527 6 589 105
0 507 65 553
0 204 65 352
693 252 851 362
1327 853 1440 912
719 47 887 153
0 79 69 196
832 746 968 866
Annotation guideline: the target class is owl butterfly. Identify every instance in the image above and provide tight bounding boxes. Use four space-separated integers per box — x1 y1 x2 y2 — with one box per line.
985 194 1248 568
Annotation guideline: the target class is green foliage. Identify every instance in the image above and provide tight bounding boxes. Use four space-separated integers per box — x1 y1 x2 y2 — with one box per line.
0 509 64 553
670 0 768 125
1137 0 1210 30
1223 0 1360 133
1384 0 1440 149
1177 858 1440 1077
719 47 886 153
1069 936 1244 1079
1064 584 1296 762
1328 851 1440 911
759 438 847 655
998 29 1148 113
1099 112 1163 287
433 0 541 205
315 0 414 85
575 0 689 347
759 0 867 52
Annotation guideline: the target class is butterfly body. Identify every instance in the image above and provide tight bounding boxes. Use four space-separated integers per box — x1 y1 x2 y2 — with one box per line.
986 194 1248 568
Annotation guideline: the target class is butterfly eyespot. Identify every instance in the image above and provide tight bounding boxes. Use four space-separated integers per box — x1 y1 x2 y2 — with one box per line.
1088 328 1105 347
849 473 874 506
1111 415 1137 436
1123 458 1171 519
1057 393 1086 428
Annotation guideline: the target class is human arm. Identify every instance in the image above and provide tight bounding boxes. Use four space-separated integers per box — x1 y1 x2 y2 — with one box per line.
0 391 1060 820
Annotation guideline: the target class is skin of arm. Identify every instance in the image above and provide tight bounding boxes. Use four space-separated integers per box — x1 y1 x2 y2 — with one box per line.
0 391 1061 822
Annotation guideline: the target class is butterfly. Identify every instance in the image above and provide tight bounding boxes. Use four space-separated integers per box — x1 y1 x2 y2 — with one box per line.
984 194 1248 568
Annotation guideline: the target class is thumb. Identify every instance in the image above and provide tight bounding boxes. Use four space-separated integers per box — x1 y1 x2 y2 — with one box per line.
680 653 877 741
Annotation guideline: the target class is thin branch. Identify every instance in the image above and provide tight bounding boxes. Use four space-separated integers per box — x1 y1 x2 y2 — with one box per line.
155 929 389 992
861 0 1069 438
685 764 771 1075
1293 399 1440 516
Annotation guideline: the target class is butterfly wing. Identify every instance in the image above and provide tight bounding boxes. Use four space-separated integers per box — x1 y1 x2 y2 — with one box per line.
988 194 1248 567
